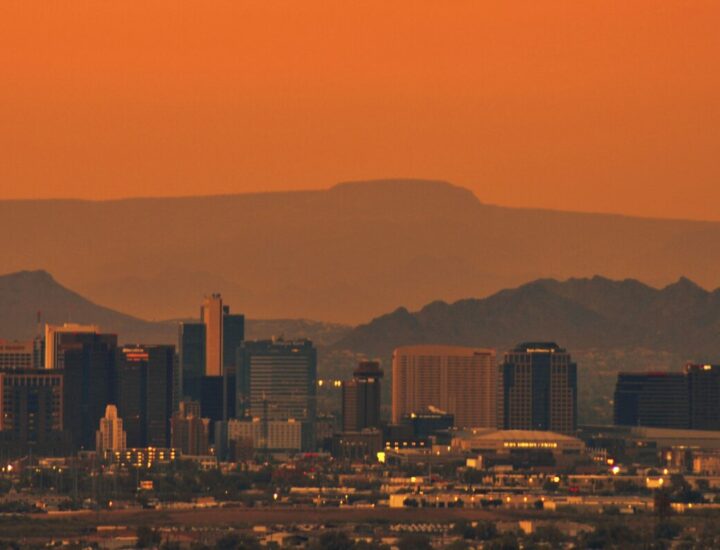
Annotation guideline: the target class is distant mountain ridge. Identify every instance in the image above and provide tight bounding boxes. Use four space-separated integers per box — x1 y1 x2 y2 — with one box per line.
0 269 171 343
4 269 719 378
2 179 720 323
0 270 350 346
334 276 720 361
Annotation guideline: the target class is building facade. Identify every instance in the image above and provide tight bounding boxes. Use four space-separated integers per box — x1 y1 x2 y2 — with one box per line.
96 404 127 454
686 364 720 430
171 400 210 456
179 322 206 401
201 294 224 377
236 339 316 450
116 345 175 448
236 339 317 422
614 372 690 429
500 342 577 434
226 418 303 453
61 331 117 450
392 345 497 429
0 368 64 452
44 323 100 370
181 297 244 422
0 340 36 370
342 361 383 432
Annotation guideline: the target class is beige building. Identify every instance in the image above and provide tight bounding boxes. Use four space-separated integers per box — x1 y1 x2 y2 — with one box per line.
392 345 497 429
227 418 303 452
96 404 127 454
171 400 210 456
451 428 585 456
0 340 35 369
201 294 223 376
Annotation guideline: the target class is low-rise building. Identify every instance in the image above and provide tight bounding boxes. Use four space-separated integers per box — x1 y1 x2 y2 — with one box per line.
227 418 303 453
451 429 585 468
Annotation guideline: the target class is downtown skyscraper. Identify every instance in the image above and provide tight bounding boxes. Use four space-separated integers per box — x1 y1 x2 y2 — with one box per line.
342 361 383 432
236 339 317 450
392 345 497 429
60 330 118 450
500 342 577 434
180 295 244 422
115 345 176 448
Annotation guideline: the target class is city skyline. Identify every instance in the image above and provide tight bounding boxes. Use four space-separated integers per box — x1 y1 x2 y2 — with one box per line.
1 2 718 546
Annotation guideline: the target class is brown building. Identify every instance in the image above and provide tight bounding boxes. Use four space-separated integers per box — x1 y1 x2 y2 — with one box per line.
332 429 383 460
392 345 497 429
0 368 63 449
342 361 383 432
0 340 36 369
171 400 210 455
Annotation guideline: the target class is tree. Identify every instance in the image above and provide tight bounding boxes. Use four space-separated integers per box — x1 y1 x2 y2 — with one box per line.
529 525 565 545
655 489 673 520
583 523 641 548
314 531 355 550
136 526 162 549
475 521 498 541
487 533 519 550
542 479 559 492
397 533 432 550
655 521 683 541
215 533 261 550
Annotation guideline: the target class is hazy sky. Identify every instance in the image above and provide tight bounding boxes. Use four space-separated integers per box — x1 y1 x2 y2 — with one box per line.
1 1 718 220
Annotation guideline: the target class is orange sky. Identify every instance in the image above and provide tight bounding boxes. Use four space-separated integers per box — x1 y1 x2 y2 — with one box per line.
1 1 718 220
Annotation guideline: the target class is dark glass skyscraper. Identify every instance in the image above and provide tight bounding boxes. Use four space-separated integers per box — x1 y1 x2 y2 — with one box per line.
221 310 244 421
614 372 690 429
61 332 117 450
222 311 245 371
500 342 577 434
686 364 720 430
342 361 383 432
116 345 175 447
179 322 205 402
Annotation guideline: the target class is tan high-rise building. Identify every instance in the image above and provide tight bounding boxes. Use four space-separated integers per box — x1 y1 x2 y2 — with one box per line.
96 404 127 454
392 345 496 429
201 294 223 376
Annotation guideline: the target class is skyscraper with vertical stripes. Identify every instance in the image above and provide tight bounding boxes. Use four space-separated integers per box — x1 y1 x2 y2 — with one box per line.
392 345 497 429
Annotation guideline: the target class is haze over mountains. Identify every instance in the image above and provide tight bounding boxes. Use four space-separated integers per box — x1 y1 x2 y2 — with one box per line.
2 179 720 323
0 270 349 346
336 276 720 362
2 269 719 368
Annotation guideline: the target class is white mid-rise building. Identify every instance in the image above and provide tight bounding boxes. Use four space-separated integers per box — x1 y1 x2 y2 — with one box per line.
96 404 127 454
